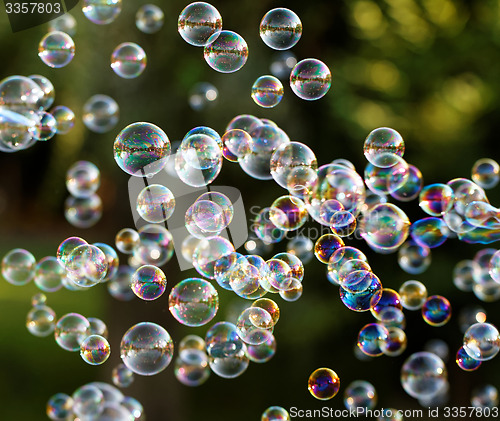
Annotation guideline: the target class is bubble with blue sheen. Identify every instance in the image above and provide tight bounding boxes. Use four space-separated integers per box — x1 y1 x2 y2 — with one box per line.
338 259 372 287
120 322 174 376
344 380 377 411
399 280 427 310
266 258 294 291
400 351 447 399
82 0 122 24
38 31 75 68
398 241 431 274
253 207 286 243
327 246 368 285
314 234 345 264
65 194 102 229
55 313 91 352
136 4 164 34
308 368 340 400
382 326 407 357
290 59 331 100
81 334 111 365
357 323 389 356
471 385 499 408
390 164 423 202
192 237 234 279
378 306 406 328
270 195 308 231
28 74 54 110
340 273 382 312
456 346 482 371
260 8 302 50
2 248 36 286
204 30 248 73
363 127 405 168
370 288 402 320
463 322 500 361
131 265 166 301
168 278 218 326
411 218 449 249
422 295 452 327
26 305 56 337
83 94 119 133
72 384 104 419
472 158 500 189
236 307 274 345
261 406 290 421
270 141 317 190
46 393 73 421
252 76 284 108
51 105 75 134
111 42 147 79
178 2 222 47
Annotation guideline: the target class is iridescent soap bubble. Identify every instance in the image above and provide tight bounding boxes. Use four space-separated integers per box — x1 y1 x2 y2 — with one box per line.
180 133 222 169
168 278 218 327
399 280 427 310
38 31 75 68
175 145 223 187
419 183 454 216
204 30 248 73
112 363 135 388
398 240 431 275
221 129 251 161
114 122 171 177
49 14 77 36
2 248 36 286
308 368 340 400
72 384 104 419
357 323 389 356
28 74 54 110
331 211 357 237
378 306 406 329
111 42 147 79
422 295 452 327
261 406 290 421
193 237 234 279
81 334 111 365
178 2 222 47
390 164 423 202
260 8 302 50
252 76 284 108
83 94 119 133
82 0 122 24
344 380 377 411
51 105 75 134
456 346 482 371
290 59 331 100
136 184 175 223
31 111 57 141
370 288 402 320
131 265 167 301
55 313 91 352
246 334 277 364
209 345 249 379
253 207 285 243
31 292 47 306
120 322 174 376
471 385 499 408
364 158 409 195
400 352 447 399
57 237 87 267
363 127 405 168
189 82 218 111
66 161 100 198
133 224 175 267
236 307 274 345
66 244 108 285
463 322 500 361
472 158 500 189
411 217 449 248
314 234 345 264
270 195 308 231
381 326 407 357
205 321 243 358
115 228 140 254
226 114 261 132
46 393 73 421
339 273 382 312
174 353 210 387
64 194 102 229
136 4 164 33
34 256 65 292
88 317 109 338
327 246 368 285
26 305 56 337
92 243 119 282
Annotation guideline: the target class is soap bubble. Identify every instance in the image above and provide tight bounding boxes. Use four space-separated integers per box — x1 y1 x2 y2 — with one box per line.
357 323 389 356
51 105 75 134
456 346 482 371
279 278 303 301
174 353 210 386
83 94 119 133
399 280 427 310
92 243 119 282
363 128 405 168
29 111 56 141
108 266 136 301
131 265 167 301
377 409 404 421
471 385 499 408
381 326 407 356
400 352 447 399
120 322 174 376
204 30 248 73
205 321 243 358
88 382 124 403
327 246 368 285
261 406 290 421
2 248 36 286
370 288 402 320
270 195 308 231
49 14 77 36
209 344 249 379
308 368 340 400
111 42 147 79
221 129 251 161
26 305 56 337
115 228 140 254
344 380 377 411
168 278 219 326
463 322 500 361
88 317 109 338
114 122 171 177
287 235 314 264
175 143 223 187
252 76 284 108
193 237 234 278
0 108 38 151
472 158 500 189
38 31 75 68
314 234 345 264
364 158 409 195
411 217 449 248
260 8 302 50
55 313 91 352
246 334 277 363
82 0 122 24
339 272 382 312
34 256 65 292
226 114 261 132
64 194 103 229
28 74 54 110
72 384 104 419
136 184 175 223
390 164 423 202
419 183 454 217
290 59 331 100
180 133 222 170
189 82 218 111
133 224 175 267
178 2 222 47
112 364 135 388
81 334 111 365
236 307 274 345
31 292 47 306
57 237 87 267
66 161 100 198
398 241 431 275
422 295 452 327
136 4 164 33
46 393 73 421
66 244 108 285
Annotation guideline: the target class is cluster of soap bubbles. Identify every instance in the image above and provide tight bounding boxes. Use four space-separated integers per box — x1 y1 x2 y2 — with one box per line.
47 381 144 421
65 161 103 228
0 75 75 151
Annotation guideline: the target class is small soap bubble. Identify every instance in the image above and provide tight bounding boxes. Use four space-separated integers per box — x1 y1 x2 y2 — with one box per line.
209 345 249 379
112 363 135 388
381 326 407 356
253 207 285 244
189 82 218 111
246 334 277 364
357 323 389 356
339 272 382 312
114 122 171 177
32 111 57 141
205 321 243 358
115 228 140 254
290 59 331 100
64 194 102 229
26 305 56 337
260 8 302 51
251 298 280 326
46 393 73 421
456 346 482 371
133 224 175 267
31 292 47 307
28 74 55 110
471 385 499 408
344 380 377 411
327 246 368 285
108 266 136 301
120 322 174 376
174 353 210 387
314 234 345 264
287 235 314 264
390 164 423 202
422 295 452 327
168 278 219 327
308 368 340 400
80 334 111 365
131 265 167 301
49 14 77 36
38 31 75 68
72 384 104 419
51 105 75 134
204 30 248 73
178 2 222 46
261 406 290 421
180 133 222 170
463 322 500 361
83 94 119 133
400 351 447 399
331 211 357 237
111 42 147 79
370 288 402 320
399 280 427 310
66 161 100 198
398 241 431 275
88 317 109 338
55 313 91 352
270 195 308 231
136 184 175 223
236 307 274 345
192 237 235 279
2 248 36 286
136 4 164 34
252 76 284 108
419 183 454 216
34 256 65 292
66 244 108 285
222 129 251 161
363 127 405 168
411 217 449 249
279 278 303 301
82 0 122 25
472 158 500 189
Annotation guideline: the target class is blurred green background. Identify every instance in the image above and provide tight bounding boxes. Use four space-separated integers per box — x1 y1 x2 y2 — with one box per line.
1 0 500 420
